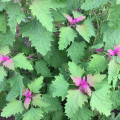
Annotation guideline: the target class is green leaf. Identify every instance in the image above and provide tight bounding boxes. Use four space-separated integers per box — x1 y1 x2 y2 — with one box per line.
44 45 67 68
28 76 43 93
32 94 49 108
81 0 109 10
5 2 25 33
42 94 62 113
72 11 84 18
0 79 7 93
0 1 7 11
0 92 6 109
67 0 80 10
58 27 77 50
1 99 24 118
30 0 53 31
20 19 53 56
0 46 10 55
87 54 108 74
6 73 23 101
2 0 11 2
110 90 120 109
23 107 43 120
70 106 92 120
68 62 84 77
67 41 86 63
76 19 95 42
35 60 52 77
65 90 88 118
0 29 15 47
52 9 66 21
13 53 33 70
49 74 69 100
116 0 120 4
90 86 112 116
94 80 110 91
0 66 7 83
52 111 66 120
0 13 7 33
103 26 120 50
108 60 120 87
108 1 120 29
87 74 106 87
30 0 66 31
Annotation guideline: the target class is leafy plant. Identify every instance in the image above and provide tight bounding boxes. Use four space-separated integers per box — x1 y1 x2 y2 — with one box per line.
0 0 120 120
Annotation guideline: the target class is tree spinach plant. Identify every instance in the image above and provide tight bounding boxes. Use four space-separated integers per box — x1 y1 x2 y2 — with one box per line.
0 0 120 120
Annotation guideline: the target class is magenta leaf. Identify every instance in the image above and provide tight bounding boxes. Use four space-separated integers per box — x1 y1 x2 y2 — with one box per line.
75 16 86 23
24 97 31 109
22 88 29 96
71 77 81 86
64 13 73 23
79 84 91 96
2 55 10 61
108 49 115 56
87 74 96 87
22 89 33 109
3 59 14 70
71 76 91 96
96 48 103 52
64 13 85 26
0 55 3 63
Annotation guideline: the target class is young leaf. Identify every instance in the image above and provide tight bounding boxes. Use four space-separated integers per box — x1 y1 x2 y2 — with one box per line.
1 99 24 118
68 62 84 77
65 90 88 118
76 19 95 42
0 46 10 55
13 53 33 70
58 27 77 50
87 74 106 87
28 76 43 93
3 59 15 70
49 74 69 100
23 107 43 120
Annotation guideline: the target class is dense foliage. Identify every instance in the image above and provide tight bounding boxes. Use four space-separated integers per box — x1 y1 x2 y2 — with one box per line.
0 0 120 119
